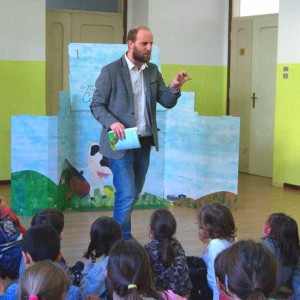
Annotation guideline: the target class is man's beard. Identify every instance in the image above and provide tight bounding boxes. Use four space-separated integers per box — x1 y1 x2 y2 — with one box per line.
132 46 151 63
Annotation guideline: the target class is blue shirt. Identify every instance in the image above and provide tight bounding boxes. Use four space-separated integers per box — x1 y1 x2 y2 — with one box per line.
80 256 108 299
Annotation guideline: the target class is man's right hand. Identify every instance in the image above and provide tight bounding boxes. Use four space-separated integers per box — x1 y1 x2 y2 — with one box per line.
110 122 126 140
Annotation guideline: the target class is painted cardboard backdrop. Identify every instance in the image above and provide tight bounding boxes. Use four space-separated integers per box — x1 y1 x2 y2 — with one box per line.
69 43 164 111
11 44 240 216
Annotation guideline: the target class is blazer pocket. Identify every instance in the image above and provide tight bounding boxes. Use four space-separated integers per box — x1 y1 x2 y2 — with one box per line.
150 73 158 85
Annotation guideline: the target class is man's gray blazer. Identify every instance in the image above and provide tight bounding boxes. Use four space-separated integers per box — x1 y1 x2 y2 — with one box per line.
90 55 180 159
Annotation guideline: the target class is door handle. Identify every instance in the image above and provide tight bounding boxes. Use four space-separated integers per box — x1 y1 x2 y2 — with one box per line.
251 92 258 108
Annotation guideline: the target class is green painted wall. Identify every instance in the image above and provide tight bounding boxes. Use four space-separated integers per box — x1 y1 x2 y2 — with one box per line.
273 63 300 186
0 60 46 180
162 65 227 116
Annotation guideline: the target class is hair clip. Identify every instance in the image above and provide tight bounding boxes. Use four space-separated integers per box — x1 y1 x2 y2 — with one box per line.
29 296 39 300
225 274 229 291
128 284 137 290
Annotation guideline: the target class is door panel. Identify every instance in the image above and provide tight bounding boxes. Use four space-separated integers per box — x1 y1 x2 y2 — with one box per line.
46 10 123 115
249 15 278 177
230 18 253 173
46 11 72 115
72 12 123 43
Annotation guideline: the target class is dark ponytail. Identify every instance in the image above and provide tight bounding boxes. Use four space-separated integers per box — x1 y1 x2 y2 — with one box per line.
246 289 268 300
149 209 177 268
106 240 162 300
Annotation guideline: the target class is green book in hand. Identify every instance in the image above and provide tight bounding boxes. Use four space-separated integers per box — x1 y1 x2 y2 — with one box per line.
108 127 141 151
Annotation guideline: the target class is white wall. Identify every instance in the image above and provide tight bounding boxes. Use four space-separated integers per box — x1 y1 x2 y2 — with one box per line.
0 0 45 61
127 0 149 32
127 0 229 66
277 0 300 63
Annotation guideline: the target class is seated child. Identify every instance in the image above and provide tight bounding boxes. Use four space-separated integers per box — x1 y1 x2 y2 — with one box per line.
80 216 122 300
106 239 184 300
262 213 300 299
31 208 67 265
19 260 70 300
144 209 192 297
197 203 236 300
0 195 26 279
214 240 277 300
18 208 74 281
4 224 81 300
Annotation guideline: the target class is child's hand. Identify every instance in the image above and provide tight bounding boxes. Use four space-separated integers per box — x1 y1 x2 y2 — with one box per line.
83 257 92 263
83 254 96 264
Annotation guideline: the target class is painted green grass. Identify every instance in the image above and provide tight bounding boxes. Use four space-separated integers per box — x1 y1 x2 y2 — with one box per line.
11 170 169 216
11 170 235 216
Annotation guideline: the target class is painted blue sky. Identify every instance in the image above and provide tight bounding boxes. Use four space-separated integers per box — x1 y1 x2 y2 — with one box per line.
68 43 161 111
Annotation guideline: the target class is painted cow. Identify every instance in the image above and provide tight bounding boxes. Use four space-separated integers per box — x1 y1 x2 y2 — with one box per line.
88 143 112 199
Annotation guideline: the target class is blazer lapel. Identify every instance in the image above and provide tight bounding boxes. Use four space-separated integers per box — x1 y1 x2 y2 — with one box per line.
120 56 134 100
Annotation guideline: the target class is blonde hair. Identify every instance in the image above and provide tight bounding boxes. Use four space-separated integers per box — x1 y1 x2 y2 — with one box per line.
19 261 70 300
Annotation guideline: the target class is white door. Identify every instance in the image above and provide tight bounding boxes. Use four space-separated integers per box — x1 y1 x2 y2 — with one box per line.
230 14 278 177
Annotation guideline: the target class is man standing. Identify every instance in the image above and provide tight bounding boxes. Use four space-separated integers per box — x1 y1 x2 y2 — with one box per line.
90 25 191 239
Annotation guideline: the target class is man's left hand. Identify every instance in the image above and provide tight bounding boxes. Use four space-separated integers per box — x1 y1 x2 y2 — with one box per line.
169 71 191 92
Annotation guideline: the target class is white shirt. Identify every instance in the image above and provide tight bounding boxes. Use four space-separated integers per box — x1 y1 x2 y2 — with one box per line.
202 238 232 300
125 54 152 136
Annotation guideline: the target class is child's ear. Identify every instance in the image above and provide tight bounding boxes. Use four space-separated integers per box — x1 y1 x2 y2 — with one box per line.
55 250 63 263
22 251 33 267
148 226 152 237
263 223 271 236
60 231 64 240
216 276 227 294
216 276 222 292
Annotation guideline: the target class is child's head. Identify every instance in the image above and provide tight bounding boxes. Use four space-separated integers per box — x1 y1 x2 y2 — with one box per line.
149 208 176 239
84 216 122 259
31 208 64 238
197 203 236 242
263 212 300 266
149 209 177 268
22 224 61 265
19 260 70 300
106 240 158 300
215 240 277 300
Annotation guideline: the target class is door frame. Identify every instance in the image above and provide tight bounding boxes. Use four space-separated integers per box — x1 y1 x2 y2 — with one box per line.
226 0 233 115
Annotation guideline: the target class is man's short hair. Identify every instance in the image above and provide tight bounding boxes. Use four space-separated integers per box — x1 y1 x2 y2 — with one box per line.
22 225 60 262
127 25 151 43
